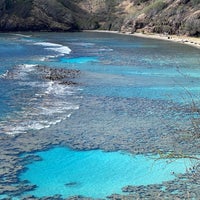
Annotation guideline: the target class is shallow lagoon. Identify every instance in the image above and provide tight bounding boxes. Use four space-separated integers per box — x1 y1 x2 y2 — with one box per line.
20 147 194 198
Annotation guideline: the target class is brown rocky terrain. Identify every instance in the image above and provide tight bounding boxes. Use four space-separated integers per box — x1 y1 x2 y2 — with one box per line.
0 0 199 36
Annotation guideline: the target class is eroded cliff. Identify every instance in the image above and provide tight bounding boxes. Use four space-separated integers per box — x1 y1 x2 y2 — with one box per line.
0 0 199 36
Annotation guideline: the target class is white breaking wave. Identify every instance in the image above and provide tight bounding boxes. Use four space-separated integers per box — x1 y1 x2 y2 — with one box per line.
99 48 113 52
0 70 9 78
39 57 46 61
46 46 71 55
34 42 72 57
16 64 37 80
38 55 62 61
44 81 76 96
0 64 37 80
13 33 32 38
18 64 37 71
34 42 63 47
73 42 95 47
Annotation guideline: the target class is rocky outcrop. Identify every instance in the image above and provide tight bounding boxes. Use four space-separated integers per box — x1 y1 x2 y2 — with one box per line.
120 0 200 36
36 65 80 85
0 0 199 36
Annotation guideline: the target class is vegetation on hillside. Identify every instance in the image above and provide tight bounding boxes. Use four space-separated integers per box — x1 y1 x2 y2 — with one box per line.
0 0 199 36
121 0 200 36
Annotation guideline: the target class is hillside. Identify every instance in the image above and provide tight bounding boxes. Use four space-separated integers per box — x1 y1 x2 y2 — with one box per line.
0 0 199 36
119 0 200 36
0 0 97 31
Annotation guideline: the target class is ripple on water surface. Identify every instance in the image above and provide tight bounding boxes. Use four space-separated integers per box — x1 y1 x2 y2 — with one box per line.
20 147 194 198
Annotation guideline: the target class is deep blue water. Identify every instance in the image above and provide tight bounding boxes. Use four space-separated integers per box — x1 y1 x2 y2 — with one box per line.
0 32 200 198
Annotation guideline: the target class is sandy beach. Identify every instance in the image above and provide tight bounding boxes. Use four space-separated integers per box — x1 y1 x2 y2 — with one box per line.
84 30 200 50
133 32 200 49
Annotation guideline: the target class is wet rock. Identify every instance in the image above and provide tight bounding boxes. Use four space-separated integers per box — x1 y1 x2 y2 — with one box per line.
21 195 36 200
67 196 93 200
40 67 80 85
20 154 43 165
59 81 78 86
35 65 80 83
122 185 135 193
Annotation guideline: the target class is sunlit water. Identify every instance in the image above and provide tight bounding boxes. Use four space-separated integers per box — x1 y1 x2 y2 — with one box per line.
0 32 199 198
20 147 193 198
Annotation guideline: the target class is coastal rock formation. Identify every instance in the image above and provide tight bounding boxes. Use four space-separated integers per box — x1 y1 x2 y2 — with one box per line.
0 0 199 36
0 0 95 31
35 65 80 85
2 64 80 85
120 0 200 36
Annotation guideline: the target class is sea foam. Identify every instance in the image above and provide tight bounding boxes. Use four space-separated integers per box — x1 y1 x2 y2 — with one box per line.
0 64 37 80
0 70 9 78
13 33 32 38
34 42 63 47
0 64 80 135
34 42 72 57
45 46 71 55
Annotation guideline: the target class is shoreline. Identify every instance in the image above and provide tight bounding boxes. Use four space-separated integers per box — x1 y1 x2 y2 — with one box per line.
84 30 200 50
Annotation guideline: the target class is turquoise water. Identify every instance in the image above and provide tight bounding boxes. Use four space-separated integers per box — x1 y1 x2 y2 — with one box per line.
60 56 98 63
20 147 193 198
0 32 200 198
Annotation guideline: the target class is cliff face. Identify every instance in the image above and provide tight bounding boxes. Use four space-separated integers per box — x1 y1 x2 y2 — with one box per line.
0 0 199 36
0 0 96 31
119 0 200 36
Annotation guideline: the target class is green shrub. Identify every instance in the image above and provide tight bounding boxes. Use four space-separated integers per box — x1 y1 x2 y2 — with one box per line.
144 0 167 16
185 17 200 36
191 0 200 6
5 0 14 10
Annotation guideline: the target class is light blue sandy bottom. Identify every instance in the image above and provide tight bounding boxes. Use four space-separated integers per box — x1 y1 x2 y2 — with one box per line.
20 147 194 198
60 56 98 64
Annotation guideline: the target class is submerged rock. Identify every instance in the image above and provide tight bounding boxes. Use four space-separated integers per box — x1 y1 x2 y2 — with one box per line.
35 65 80 83
3 64 80 86
65 182 79 187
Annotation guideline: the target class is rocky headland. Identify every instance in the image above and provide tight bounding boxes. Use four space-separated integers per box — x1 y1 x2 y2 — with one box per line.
0 0 199 37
